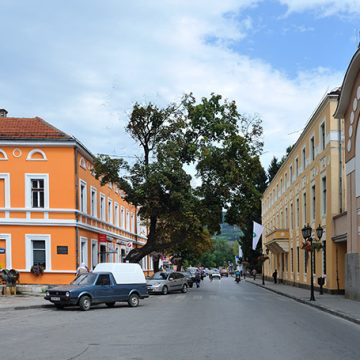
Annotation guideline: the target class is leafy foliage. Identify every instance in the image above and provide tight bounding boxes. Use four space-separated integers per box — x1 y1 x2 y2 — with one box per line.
94 93 265 263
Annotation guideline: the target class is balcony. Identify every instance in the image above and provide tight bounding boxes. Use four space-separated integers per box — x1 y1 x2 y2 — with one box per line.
265 229 289 254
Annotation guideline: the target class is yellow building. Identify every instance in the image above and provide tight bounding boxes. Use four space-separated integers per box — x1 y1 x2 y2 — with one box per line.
262 89 347 293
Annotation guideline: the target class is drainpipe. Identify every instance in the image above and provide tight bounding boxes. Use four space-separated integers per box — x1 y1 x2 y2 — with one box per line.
74 148 79 270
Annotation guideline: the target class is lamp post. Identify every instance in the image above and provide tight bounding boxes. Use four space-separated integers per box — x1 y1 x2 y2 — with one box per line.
301 224 324 301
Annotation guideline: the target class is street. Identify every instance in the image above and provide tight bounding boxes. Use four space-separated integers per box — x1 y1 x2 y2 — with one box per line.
1 278 360 360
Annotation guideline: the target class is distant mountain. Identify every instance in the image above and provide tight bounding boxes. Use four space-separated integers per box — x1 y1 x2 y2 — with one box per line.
212 222 244 242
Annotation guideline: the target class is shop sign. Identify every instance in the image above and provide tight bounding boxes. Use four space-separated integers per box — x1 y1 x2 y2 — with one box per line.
57 246 68 255
98 234 107 243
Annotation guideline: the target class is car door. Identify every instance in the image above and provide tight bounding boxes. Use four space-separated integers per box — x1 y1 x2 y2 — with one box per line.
176 273 185 289
94 274 112 302
173 272 182 290
168 273 177 291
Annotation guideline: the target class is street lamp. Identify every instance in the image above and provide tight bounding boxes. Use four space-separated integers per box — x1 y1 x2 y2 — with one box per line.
261 247 270 285
301 224 324 301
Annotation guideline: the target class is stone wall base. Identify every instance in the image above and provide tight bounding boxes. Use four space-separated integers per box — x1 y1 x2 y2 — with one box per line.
345 253 360 301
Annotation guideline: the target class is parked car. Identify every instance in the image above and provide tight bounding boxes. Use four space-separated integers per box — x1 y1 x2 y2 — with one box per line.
44 263 148 311
181 271 194 288
147 271 188 295
220 268 229 277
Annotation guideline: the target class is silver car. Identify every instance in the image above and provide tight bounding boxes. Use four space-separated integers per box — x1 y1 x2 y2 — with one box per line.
147 271 188 295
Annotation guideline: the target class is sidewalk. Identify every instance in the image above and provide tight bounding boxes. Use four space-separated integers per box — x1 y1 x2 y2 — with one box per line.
246 277 360 325
0 293 51 311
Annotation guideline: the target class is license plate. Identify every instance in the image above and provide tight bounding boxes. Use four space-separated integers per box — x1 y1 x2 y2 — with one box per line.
51 297 60 301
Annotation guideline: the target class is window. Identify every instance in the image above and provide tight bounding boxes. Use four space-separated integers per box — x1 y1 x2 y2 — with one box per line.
96 274 110 286
26 234 51 271
296 198 300 227
80 180 87 213
320 122 326 151
310 136 315 161
290 166 293 183
290 248 294 272
80 237 88 266
304 251 308 274
91 240 98 269
321 177 327 216
126 210 130 231
285 207 288 228
311 185 316 221
302 147 306 171
31 179 45 208
90 187 97 217
290 203 294 229
295 158 299 177
120 207 125 229
285 173 288 189
303 192 307 224
280 179 283 194
108 198 113 223
33 240 46 267
296 246 300 273
100 194 106 221
114 203 119 227
131 213 135 233
322 240 326 275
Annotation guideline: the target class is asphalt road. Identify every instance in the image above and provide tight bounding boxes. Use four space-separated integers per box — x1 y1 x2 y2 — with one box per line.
1 277 360 360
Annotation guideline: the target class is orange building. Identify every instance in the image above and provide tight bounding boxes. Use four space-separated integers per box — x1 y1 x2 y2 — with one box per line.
0 109 153 285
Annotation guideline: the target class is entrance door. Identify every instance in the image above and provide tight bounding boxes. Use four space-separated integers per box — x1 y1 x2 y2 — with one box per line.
99 244 107 263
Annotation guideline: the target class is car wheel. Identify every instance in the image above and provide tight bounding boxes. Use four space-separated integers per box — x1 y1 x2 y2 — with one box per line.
105 302 116 307
128 293 140 307
55 304 64 309
162 286 168 295
79 295 91 311
181 284 188 293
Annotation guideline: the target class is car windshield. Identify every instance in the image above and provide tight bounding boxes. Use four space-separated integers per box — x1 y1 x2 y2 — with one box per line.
151 272 168 280
71 273 97 285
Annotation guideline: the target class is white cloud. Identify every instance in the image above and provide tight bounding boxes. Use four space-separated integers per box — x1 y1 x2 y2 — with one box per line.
0 0 343 170
278 0 360 16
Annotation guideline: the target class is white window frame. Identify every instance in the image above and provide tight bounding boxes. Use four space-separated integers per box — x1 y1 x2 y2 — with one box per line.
80 237 88 267
0 173 10 216
25 234 51 271
26 149 47 161
126 210 130 231
90 186 97 218
25 174 49 209
121 206 125 229
0 149 8 160
131 213 135 233
79 180 87 213
100 193 106 221
108 198 113 224
114 202 119 227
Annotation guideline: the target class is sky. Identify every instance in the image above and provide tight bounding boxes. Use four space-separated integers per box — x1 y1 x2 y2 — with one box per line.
1 0 360 169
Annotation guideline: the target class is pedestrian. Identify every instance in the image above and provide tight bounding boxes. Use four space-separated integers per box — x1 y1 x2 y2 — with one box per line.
195 269 201 288
76 262 89 276
272 269 278 284
251 269 257 280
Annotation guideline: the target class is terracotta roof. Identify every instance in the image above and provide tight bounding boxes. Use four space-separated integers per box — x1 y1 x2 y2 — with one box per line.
0 117 73 140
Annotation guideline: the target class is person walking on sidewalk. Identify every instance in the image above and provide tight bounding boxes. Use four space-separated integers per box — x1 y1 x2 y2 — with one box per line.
251 269 257 280
272 269 278 284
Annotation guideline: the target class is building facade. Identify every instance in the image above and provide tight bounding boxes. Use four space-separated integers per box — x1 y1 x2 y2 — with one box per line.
334 48 360 300
0 112 153 285
261 90 347 293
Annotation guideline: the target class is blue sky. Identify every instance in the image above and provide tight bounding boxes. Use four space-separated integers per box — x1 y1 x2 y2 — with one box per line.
1 0 359 169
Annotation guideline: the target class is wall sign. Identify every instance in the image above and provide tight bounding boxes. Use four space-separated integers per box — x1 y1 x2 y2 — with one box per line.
57 246 68 255
0 248 5 254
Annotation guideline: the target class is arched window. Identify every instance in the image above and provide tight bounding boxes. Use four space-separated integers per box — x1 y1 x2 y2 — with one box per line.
80 157 87 169
0 149 8 160
26 149 47 161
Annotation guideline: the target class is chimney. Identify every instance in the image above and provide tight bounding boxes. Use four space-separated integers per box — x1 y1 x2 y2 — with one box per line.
0 109 8 118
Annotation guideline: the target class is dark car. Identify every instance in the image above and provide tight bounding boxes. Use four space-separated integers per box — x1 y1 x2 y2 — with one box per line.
44 272 148 311
181 271 194 288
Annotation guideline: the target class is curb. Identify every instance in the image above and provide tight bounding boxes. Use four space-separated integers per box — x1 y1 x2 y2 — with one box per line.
246 280 360 326
0 304 53 311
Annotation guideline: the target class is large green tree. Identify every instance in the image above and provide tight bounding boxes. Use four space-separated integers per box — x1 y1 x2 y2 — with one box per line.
94 93 264 263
